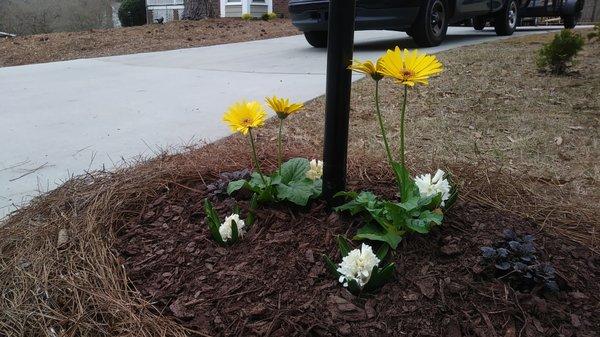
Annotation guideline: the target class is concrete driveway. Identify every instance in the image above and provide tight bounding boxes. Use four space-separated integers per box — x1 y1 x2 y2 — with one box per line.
0 26 568 218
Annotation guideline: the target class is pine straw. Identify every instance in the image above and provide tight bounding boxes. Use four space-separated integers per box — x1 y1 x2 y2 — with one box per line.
1 135 596 336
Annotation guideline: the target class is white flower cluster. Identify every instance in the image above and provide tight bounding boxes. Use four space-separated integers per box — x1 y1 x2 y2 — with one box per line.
337 243 381 288
305 159 323 180
219 214 246 242
414 169 451 206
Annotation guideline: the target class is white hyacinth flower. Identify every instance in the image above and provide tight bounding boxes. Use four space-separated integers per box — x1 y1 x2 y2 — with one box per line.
414 169 451 206
305 159 323 180
218 214 245 242
336 243 381 288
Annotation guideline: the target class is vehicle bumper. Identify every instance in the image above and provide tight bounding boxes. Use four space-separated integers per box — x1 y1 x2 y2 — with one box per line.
289 0 420 32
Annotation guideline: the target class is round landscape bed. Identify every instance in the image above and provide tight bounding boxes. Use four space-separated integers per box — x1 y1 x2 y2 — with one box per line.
114 165 599 336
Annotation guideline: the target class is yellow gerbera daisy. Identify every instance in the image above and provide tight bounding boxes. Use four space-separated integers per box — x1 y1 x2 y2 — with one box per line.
348 59 384 81
379 47 443 87
223 101 267 135
265 96 304 119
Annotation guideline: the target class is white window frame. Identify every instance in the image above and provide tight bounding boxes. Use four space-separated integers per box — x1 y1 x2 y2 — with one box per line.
220 0 272 17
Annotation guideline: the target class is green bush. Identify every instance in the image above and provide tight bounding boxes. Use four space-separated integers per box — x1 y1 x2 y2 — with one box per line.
261 12 278 21
118 0 147 27
536 29 584 74
241 13 253 21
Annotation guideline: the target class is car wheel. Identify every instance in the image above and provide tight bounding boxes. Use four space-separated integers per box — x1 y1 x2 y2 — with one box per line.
304 31 327 48
494 0 518 36
411 0 448 47
562 15 577 29
473 17 486 30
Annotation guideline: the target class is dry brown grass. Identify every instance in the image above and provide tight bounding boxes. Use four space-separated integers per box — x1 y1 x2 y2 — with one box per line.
1 31 598 336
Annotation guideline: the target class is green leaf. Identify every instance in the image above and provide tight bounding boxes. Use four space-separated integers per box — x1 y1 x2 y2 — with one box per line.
364 263 395 292
227 179 248 195
245 193 259 227
406 210 443 234
276 179 315 206
230 219 239 244
250 172 270 188
279 158 310 184
323 254 340 278
346 278 362 295
354 221 404 250
204 199 224 245
334 191 380 215
375 244 389 261
336 235 351 257
391 162 418 202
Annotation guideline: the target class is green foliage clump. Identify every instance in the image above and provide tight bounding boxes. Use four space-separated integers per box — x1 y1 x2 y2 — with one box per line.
588 23 600 43
536 29 584 74
118 0 147 27
241 13 253 21
262 12 278 20
227 158 322 206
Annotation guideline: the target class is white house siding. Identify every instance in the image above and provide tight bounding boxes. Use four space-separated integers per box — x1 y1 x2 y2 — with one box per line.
250 4 268 16
225 4 243 17
220 0 273 17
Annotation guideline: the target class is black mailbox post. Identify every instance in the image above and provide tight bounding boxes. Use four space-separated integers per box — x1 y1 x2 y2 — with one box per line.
322 0 356 203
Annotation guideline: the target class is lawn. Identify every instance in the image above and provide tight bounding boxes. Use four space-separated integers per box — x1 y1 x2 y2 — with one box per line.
0 31 598 337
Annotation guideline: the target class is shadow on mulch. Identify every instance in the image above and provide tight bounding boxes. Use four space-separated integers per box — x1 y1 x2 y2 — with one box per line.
115 170 600 336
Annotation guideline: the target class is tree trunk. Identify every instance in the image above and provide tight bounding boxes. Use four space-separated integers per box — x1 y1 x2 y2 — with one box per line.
183 0 217 19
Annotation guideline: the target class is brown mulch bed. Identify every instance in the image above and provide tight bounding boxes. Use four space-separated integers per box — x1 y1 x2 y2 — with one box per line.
0 18 298 67
115 162 600 336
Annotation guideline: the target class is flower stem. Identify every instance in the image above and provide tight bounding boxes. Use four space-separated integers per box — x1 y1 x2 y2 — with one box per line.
277 118 284 175
248 128 267 185
399 85 408 167
374 81 400 187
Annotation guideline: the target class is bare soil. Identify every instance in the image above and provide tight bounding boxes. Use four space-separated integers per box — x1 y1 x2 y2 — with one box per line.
0 18 299 67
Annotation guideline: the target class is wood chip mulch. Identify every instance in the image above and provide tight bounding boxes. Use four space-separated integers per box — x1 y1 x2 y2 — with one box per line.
115 173 599 336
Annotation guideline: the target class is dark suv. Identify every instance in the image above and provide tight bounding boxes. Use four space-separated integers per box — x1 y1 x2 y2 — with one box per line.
289 0 585 47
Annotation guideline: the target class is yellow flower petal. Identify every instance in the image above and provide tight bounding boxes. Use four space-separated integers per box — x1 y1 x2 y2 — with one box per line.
348 59 384 81
265 95 304 118
223 100 267 135
379 47 443 87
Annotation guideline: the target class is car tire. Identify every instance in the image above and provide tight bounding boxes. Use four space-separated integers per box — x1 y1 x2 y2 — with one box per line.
473 17 486 30
304 31 327 48
562 15 577 29
410 0 448 47
494 0 518 36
